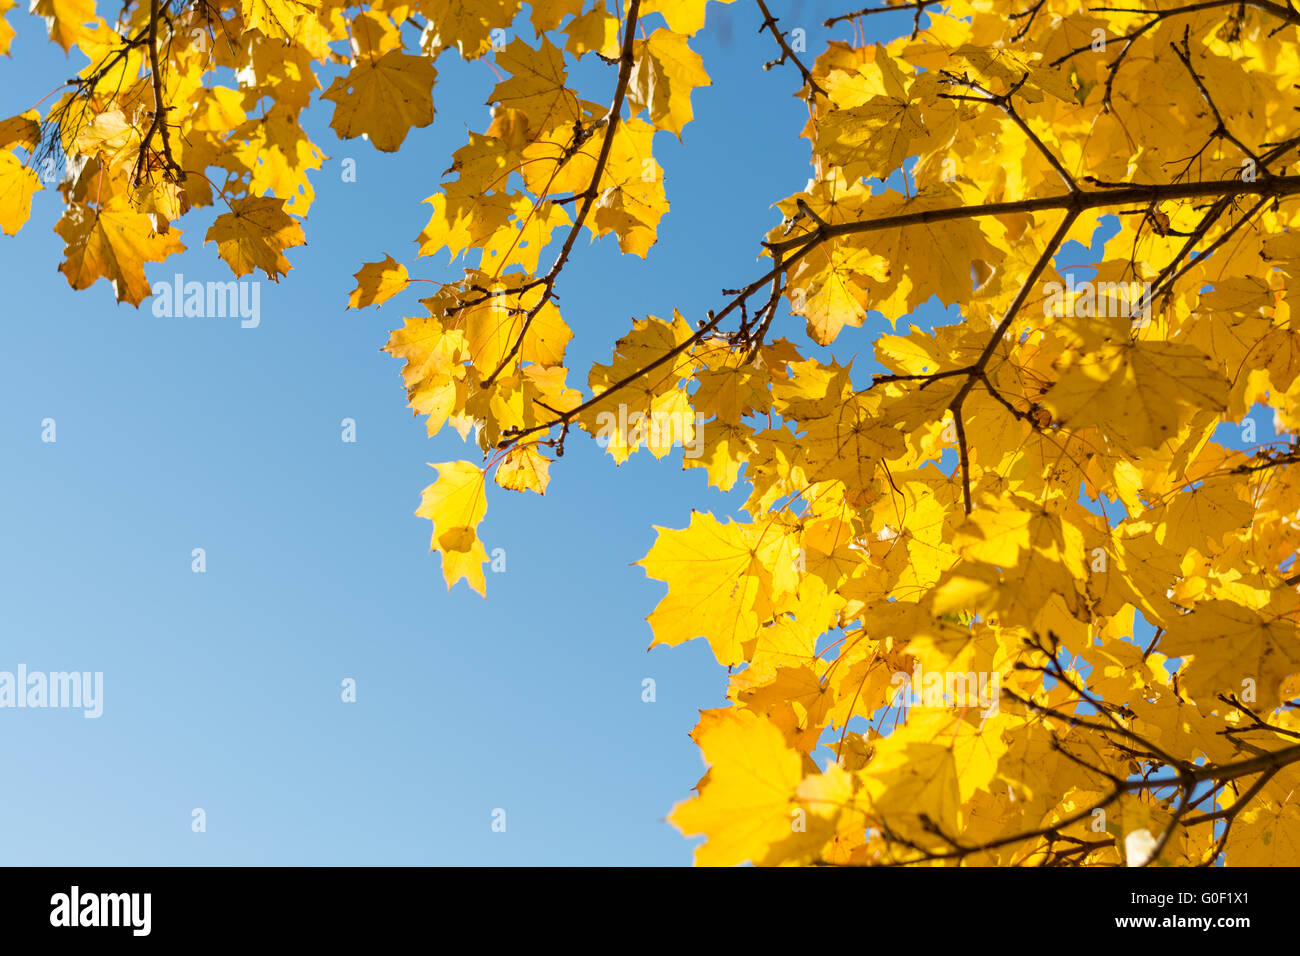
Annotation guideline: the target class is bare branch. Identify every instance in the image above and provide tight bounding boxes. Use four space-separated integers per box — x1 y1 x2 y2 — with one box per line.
755 0 827 100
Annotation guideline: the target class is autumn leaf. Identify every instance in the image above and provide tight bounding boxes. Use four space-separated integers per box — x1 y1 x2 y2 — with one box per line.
418 0 521 59
0 150 40 235
321 51 437 152
639 0 736 36
638 511 796 666
205 197 306 279
30 0 100 52
494 444 552 494
417 460 489 595
0 0 15 55
1162 600 1300 714
529 0 582 35
55 200 185 305
1044 339 1230 453
564 6 619 58
668 709 817 866
348 254 409 308
0 110 41 151
628 29 711 140
240 0 319 44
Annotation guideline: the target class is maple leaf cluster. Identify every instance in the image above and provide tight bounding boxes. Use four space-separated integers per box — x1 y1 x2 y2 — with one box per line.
7 0 1300 866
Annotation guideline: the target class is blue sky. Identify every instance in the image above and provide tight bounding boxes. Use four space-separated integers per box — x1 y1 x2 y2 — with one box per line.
0 0 903 865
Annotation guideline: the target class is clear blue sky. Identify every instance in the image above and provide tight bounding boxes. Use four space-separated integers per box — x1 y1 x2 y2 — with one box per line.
0 1 1273 865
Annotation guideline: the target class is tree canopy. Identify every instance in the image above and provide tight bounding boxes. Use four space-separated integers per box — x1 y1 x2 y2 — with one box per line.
6 0 1300 866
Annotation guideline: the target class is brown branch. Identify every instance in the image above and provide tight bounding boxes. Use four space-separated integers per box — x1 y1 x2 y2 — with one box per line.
1078 0 1300 111
133 0 183 186
1170 30 1265 170
825 0 941 36
934 210 1077 511
1229 448 1300 474
743 246 784 361
1002 687 1182 770
976 371 1042 428
500 247 795 448
767 174 1300 255
498 171 1300 453
1136 193 1271 317
1218 692 1300 740
1031 637 1189 769
1184 768 1279 827
1143 783 1196 865
755 0 827 100
1009 0 1048 41
938 72 1079 192
1091 0 1300 24
480 0 643 388
952 404 972 514
869 714 1300 864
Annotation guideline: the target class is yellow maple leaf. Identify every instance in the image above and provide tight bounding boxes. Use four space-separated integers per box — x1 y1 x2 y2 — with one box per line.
417 0 520 59
240 0 319 43
638 511 796 666
0 110 40 151
0 0 14 55
416 460 489 595
490 36 578 134
860 738 962 843
494 444 551 494
1163 600 1300 714
322 51 437 152
1044 339 1230 453
204 197 305 279
55 200 185 306
30 0 99 53
347 254 409 308
564 6 620 58
0 150 40 235
668 709 813 866
627 29 711 140
639 0 735 36
1227 804 1300 865
224 115 325 216
529 0 583 34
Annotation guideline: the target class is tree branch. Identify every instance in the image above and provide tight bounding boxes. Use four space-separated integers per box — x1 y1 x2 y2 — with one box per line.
755 0 826 101
133 0 183 186
481 0 643 388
